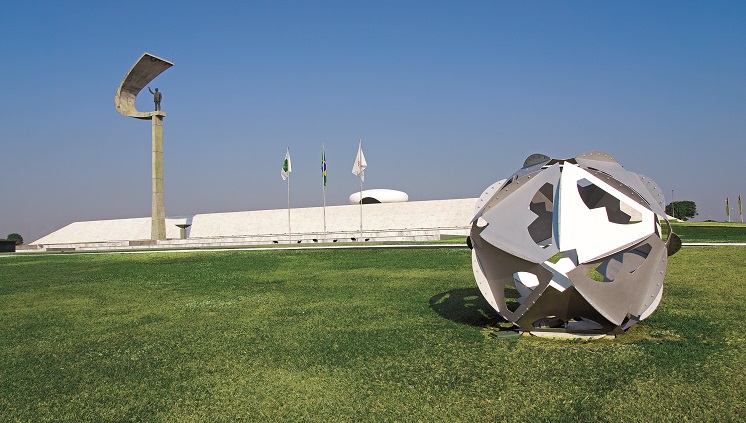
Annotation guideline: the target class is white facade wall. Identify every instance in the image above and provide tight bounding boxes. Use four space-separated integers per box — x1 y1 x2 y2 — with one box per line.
33 199 478 246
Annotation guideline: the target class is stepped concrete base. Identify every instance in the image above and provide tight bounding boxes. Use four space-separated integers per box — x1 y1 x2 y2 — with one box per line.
25 229 460 253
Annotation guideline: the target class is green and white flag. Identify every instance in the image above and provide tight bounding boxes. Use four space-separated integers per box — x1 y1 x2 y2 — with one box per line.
281 148 292 181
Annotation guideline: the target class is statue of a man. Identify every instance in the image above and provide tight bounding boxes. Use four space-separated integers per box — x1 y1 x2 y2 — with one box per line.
148 87 162 111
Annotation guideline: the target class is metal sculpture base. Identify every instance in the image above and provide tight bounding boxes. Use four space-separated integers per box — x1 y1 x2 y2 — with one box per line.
528 330 614 340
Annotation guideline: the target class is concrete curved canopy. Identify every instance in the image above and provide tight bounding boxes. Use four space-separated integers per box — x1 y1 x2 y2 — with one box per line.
349 189 409 204
114 53 173 120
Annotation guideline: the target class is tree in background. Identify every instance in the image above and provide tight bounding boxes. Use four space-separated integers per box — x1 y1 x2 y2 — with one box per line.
5 233 23 245
665 201 697 221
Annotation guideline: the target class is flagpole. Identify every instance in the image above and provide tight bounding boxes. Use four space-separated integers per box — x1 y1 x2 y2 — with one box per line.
351 139 366 242
323 182 327 237
322 144 327 238
359 139 363 242
287 147 291 244
281 147 292 243
359 171 363 242
287 165 291 244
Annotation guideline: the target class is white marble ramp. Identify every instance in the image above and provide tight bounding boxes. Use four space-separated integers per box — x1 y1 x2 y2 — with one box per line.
33 198 478 247
34 217 184 245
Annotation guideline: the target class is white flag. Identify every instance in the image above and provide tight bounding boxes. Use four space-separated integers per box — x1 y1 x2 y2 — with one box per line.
281 148 292 180
351 140 367 182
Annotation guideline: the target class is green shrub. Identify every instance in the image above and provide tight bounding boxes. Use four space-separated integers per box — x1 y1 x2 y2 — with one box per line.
5 233 22 245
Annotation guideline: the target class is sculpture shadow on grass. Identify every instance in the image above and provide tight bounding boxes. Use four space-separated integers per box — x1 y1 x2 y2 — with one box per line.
429 288 504 327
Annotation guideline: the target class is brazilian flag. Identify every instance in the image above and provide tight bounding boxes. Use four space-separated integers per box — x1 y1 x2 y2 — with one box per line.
321 148 327 186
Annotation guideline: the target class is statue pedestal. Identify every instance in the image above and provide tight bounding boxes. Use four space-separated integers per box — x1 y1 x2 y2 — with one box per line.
176 224 192 240
151 115 165 240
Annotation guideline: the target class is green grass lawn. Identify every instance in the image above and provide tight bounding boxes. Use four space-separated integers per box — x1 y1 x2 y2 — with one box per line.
443 221 746 244
668 221 746 243
1 247 744 422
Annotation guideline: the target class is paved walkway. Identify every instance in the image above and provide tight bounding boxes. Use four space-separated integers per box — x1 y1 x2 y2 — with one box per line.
2 242 744 259
2 243 468 257
680 242 746 246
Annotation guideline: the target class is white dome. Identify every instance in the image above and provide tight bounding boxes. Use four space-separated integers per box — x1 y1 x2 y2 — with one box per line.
349 189 409 204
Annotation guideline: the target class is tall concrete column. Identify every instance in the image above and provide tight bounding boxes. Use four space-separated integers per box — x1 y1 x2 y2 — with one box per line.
114 53 173 241
151 115 166 240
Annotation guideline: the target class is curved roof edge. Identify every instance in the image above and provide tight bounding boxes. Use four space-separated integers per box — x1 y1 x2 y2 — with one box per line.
349 189 409 204
114 52 173 120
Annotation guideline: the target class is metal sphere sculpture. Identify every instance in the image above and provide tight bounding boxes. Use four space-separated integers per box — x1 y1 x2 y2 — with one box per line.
469 151 681 335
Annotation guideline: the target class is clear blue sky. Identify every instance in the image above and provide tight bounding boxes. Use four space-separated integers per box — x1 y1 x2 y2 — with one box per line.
1 1 744 243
